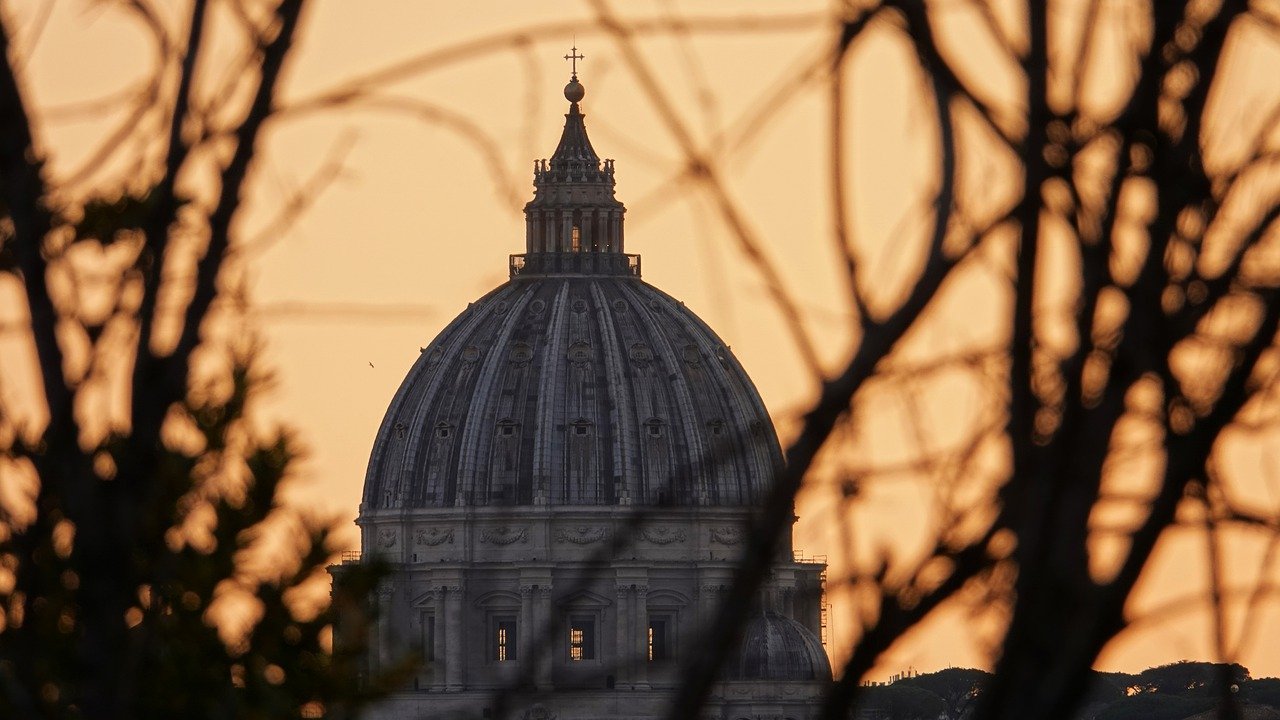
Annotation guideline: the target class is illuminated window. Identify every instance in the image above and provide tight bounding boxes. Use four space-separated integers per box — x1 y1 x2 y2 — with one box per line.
568 616 595 661
649 615 671 662
493 618 517 663
571 226 581 252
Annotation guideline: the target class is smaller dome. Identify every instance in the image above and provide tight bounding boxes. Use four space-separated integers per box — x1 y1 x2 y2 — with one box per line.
564 79 585 102
726 611 831 682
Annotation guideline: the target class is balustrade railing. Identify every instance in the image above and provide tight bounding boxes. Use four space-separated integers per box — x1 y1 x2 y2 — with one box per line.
509 252 641 278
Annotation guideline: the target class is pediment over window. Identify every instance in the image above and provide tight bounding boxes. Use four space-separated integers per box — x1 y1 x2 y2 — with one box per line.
473 590 522 609
646 589 689 608
410 590 439 608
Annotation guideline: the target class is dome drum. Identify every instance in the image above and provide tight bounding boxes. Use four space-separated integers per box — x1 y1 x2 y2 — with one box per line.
355 506 794 566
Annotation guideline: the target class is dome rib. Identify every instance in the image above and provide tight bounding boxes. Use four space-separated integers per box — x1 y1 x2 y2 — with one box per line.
589 282 635 503
454 288 531 505
531 282 568 502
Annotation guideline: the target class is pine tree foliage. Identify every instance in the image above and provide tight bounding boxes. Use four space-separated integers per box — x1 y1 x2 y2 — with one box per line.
0 2 412 718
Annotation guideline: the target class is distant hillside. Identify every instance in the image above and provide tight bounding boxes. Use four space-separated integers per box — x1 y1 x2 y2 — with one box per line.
1184 706 1280 720
852 662 1280 720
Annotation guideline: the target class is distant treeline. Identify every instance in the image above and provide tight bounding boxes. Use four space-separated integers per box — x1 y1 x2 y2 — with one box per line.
854 661 1280 720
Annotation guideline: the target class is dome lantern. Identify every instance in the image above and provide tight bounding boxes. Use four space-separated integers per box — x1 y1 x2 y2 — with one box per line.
518 52 632 277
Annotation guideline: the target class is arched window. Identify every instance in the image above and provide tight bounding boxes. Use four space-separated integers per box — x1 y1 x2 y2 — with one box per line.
475 591 522 664
646 590 688 664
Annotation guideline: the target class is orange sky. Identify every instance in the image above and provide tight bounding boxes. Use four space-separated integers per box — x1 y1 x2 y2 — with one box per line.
8 0 1280 681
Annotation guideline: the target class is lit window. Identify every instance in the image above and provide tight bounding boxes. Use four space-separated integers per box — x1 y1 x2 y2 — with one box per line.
568 616 595 661
493 618 517 663
649 615 671 662
571 226 581 252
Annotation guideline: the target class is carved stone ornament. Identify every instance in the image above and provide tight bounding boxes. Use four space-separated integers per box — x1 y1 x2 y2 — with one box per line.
628 342 654 364
639 526 686 545
377 528 397 548
567 340 592 365
555 526 608 545
415 527 454 546
509 342 534 365
480 526 529 545
709 526 744 545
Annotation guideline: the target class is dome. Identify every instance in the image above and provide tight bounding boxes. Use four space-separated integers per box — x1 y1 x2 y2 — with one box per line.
362 273 783 509
726 611 832 682
361 66 783 511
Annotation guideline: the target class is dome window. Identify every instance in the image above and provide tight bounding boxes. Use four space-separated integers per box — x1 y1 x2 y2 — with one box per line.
497 420 518 437
681 345 702 366
644 418 665 438
394 422 406 439
435 422 454 440
707 420 725 437
571 419 593 437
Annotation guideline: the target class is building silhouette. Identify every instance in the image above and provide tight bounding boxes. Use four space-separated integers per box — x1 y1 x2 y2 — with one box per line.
347 57 830 720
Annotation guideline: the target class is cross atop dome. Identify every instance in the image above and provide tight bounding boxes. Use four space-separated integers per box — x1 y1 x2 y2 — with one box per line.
563 45 586 104
564 44 584 79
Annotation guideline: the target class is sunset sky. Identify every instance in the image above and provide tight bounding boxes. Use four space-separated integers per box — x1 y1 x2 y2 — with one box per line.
7 0 1280 681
